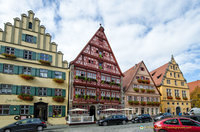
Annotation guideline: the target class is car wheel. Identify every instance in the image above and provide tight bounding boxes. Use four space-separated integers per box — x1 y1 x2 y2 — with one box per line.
159 130 167 132
37 126 43 131
4 129 11 132
103 122 107 126
122 120 126 125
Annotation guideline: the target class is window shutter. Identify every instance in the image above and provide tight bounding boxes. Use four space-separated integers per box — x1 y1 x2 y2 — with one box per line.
36 69 40 76
33 37 37 44
0 45 5 54
14 49 20 57
62 89 66 97
62 106 66 117
32 52 36 60
52 71 55 78
17 86 21 94
18 66 23 74
14 66 19 74
0 63 3 73
31 68 36 76
12 85 18 94
10 105 20 115
47 70 52 78
52 89 55 96
47 88 52 96
29 106 34 115
49 55 52 62
36 53 40 60
19 50 24 58
48 106 53 117
62 72 66 80
22 34 26 41
35 87 39 96
30 87 35 96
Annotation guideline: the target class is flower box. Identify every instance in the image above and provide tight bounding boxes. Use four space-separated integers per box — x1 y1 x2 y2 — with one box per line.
87 78 97 82
133 101 139 105
147 89 155 93
141 89 145 93
18 94 33 101
128 100 133 105
167 96 173 99
20 74 34 80
155 102 160 106
183 97 188 100
137 79 143 83
133 88 139 92
99 66 103 70
38 60 51 65
147 102 152 105
53 96 65 102
53 78 64 83
2 53 16 59
175 96 181 100
141 101 146 106
75 75 87 81
99 54 102 58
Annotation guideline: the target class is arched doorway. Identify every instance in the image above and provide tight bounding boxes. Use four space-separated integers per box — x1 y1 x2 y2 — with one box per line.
34 102 48 121
141 108 144 114
167 108 171 113
89 106 96 120
176 107 181 115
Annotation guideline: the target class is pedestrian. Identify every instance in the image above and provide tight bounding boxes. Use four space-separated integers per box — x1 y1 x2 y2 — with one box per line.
178 112 182 116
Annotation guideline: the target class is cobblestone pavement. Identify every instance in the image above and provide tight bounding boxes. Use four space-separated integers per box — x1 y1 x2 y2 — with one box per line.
44 122 154 132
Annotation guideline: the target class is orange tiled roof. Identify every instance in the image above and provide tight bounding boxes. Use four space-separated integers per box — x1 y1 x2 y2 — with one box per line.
150 63 169 86
188 80 200 93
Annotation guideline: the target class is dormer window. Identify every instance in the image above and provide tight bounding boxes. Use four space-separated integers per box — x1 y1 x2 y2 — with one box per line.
157 74 162 79
28 22 32 29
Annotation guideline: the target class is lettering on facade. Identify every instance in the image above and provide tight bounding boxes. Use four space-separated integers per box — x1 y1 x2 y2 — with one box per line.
5 99 23 103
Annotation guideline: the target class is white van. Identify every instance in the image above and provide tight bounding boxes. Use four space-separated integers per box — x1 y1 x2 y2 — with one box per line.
188 108 200 115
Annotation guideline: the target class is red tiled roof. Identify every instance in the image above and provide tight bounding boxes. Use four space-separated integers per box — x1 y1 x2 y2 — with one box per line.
150 63 169 86
188 80 200 93
123 62 142 91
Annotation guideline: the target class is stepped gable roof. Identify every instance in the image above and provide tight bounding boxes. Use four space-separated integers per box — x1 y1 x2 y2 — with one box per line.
150 63 169 86
70 26 124 76
123 61 142 91
188 80 200 93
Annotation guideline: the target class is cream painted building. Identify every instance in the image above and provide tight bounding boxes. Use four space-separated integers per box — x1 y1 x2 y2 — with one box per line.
0 10 69 127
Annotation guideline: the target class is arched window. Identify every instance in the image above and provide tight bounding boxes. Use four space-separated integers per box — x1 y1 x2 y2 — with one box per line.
28 22 32 29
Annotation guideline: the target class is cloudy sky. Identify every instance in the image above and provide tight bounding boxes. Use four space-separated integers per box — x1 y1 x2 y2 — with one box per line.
0 0 200 83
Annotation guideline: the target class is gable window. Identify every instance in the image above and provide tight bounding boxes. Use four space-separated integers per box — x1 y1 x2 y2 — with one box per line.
23 67 32 75
20 105 29 115
157 74 162 79
0 84 12 94
40 53 49 61
178 74 180 78
22 34 37 44
141 76 144 80
0 105 9 115
136 76 140 79
28 22 32 29
181 82 184 86
5 47 15 55
21 86 31 94
38 88 47 96
3 64 13 74
55 89 62 96
140 67 144 71
55 71 62 79
24 50 32 60
40 69 48 78
152 72 156 76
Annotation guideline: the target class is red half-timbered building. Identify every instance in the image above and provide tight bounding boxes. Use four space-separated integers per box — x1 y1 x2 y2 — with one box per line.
69 26 124 119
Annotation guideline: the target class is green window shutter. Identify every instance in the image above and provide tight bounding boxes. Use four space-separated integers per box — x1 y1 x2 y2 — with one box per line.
29 106 34 115
35 87 39 96
22 34 26 41
33 37 37 44
17 86 21 94
19 50 24 58
49 55 52 62
18 66 23 74
62 72 66 80
36 69 40 76
47 70 52 78
30 87 35 96
31 68 36 76
12 85 18 94
14 49 19 57
10 105 20 115
47 88 52 96
0 63 3 73
32 52 36 60
52 71 55 78
0 45 5 54
52 89 55 96
62 89 66 97
48 105 53 117
36 53 40 60
62 106 66 117
14 66 19 74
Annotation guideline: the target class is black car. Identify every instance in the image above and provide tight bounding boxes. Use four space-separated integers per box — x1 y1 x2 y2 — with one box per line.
0 118 47 132
181 115 200 122
154 112 172 122
132 114 152 123
98 115 128 126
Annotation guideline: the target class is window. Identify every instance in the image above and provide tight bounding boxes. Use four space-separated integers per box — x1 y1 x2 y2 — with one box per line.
136 76 140 79
164 119 179 125
174 73 176 78
5 47 15 54
175 90 179 97
141 76 144 80
24 50 32 60
156 108 158 114
101 91 105 97
152 72 156 76
25 34 36 43
167 89 172 96
76 70 86 77
20 105 29 115
116 79 120 84
167 80 171 84
180 119 200 126
99 62 103 69
141 97 144 101
128 96 132 101
55 71 62 79
147 97 149 102
175 80 177 86
0 105 9 115
55 89 62 96
182 91 186 98
28 22 32 29
87 72 96 79
157 74 162 79
181 82 184 86
151 108 154 115
3 64 14 74
170 73 172 77
167 102 170 105
53 106 62 117
0 84 12 94
134 96 137 101
106 92 110 97
106 76 111 82
40 69 48 78
23 67 32 75
40 53 49 61
140 67 144 71
178 74 180 78
21 86 31 94
38 88 47 96
111 77 115 82
101 75 105 81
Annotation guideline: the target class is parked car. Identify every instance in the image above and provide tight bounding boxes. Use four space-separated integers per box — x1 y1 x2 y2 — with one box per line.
153 117 200 132
0 118 47 132
132 114 152 123
188 108 200 115
154 113 172 122
98 115 128 126
181 115 200 122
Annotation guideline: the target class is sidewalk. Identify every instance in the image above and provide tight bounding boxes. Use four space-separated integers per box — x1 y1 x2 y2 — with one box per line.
45 124 69 130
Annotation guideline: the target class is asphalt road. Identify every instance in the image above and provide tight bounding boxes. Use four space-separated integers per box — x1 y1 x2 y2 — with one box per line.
44 122 154 132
